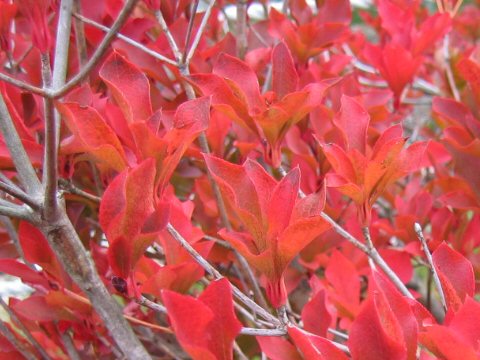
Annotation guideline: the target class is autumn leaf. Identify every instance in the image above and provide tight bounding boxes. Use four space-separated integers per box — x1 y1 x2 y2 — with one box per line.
205 154 330 307
162 279 242 360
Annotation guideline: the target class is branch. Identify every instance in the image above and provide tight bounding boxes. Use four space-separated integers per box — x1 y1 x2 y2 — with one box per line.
0 216 29 264
442 35 460 101
240 327 286 336
0 297 52 360
154 10 182 62
0 73 47 96
415 223 447 313
58 178 101 203
184 0 216 66
0 319 37 360
236 0 248 59
40 210 152 359
73 13 178 67
51 0 140 98
72 0 88 68
58 328 80 360
137 295 167 314
41 53 58 220
278 167 414 299
166 223 281 326
0 201 32 221
182 0 199 64
0 181 39 209
0 93 42 195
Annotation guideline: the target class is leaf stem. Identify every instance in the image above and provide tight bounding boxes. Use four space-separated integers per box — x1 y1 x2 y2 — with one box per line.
0 297 52 360
166 223 281 326
414 222 447 313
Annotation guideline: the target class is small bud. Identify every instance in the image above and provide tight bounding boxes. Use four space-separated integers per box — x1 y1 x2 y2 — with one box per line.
414 222 422 234
111 276 128 294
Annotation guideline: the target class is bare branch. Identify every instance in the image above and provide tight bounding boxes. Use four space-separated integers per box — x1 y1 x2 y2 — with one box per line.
0 297 52 360
59 178 101 203
236 0 248 59
240 327 286 336
52 0 74 90
0 181 39 209
137 295 167 314
0 94 42 195
0 319 37 360
154 10 182 62
0 201 32 221
73 13 178 67
72 0 88 68
184 0 216 65
52 0 140 98
41 53 58 220
58 327 81 360
415 223 447 313
40 211 152 359
0 216 29 264
0 73 47 96
182 0 200 64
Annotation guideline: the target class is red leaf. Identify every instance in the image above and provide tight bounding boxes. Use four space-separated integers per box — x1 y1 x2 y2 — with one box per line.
432 242 475 311
348 293 407 360
371 270 418 360
301 290 332 337
288 326 349 360
162 279 242 360
12 296 76 322
325 250 360 318
99 158 160 277
334 96 370 153
18 222 62 279
213 53 265 114
257 336 302 360
0 259 48 288
57 102 127 171
272 41 299 99
99 51 153 122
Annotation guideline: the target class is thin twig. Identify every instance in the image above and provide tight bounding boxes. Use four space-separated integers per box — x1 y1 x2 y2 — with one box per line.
184 0 216 65
0 319 37 360
154 10 182 62
52 0 140 98
0 202 31 220
41 52 58 220
0 73 46 97
328 328 349 340
414 223 447 313
278 166 414 299
182 0 200 64
73 13 178 67
0 297 52 360
0 94 42 195
0 181 39 209
233 341 249 360
442 35 460 101
240 327 286 336
236 0 248 59
0 216 29 265
72 0 89 68
59 178 101 203
137 295 167 314
166 223 281 326
58 327 81 360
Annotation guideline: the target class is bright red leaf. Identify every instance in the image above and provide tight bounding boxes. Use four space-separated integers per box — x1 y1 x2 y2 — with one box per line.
162 279 242 360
